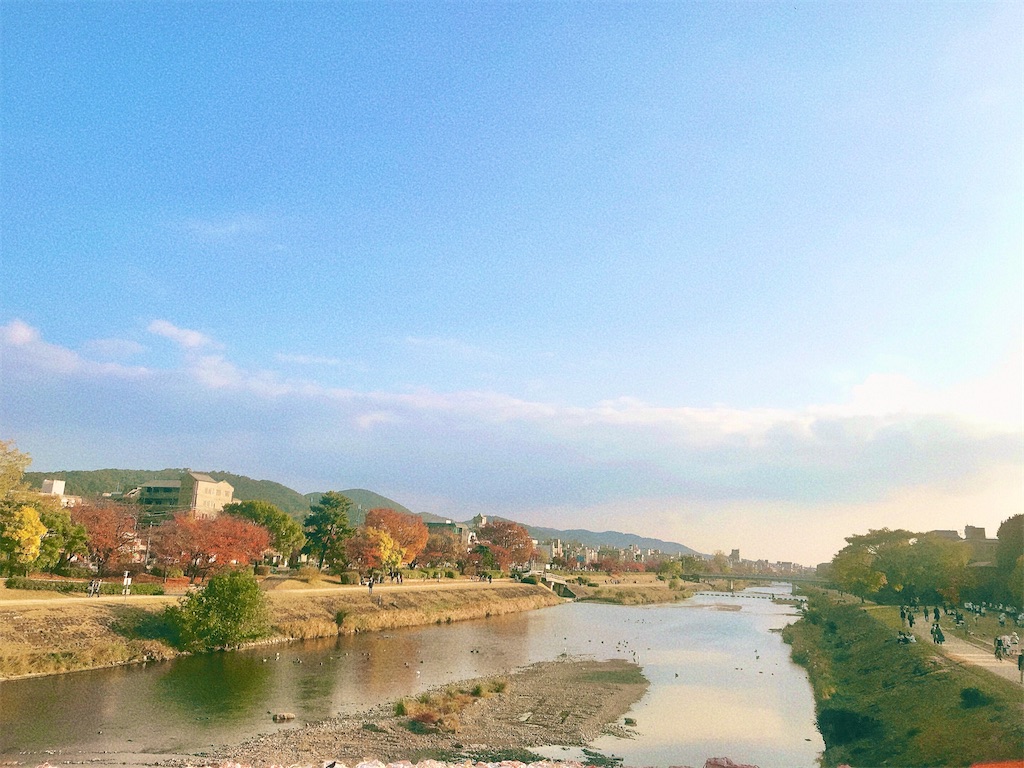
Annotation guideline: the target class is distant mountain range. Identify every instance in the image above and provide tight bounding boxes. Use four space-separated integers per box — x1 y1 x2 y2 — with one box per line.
24 468 700 555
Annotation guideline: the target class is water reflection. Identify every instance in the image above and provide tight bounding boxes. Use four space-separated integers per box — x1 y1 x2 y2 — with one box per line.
0 587 821 767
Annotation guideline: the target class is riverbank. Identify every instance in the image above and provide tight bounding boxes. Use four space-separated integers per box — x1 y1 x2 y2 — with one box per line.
0 581 564 680
782 589 1024 767
195 656 648 766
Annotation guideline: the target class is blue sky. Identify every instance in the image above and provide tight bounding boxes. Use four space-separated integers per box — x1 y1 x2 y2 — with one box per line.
2 2 1021 565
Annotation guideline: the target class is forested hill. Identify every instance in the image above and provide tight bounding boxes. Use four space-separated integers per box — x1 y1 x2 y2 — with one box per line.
23 469 700 554
24 468 310 517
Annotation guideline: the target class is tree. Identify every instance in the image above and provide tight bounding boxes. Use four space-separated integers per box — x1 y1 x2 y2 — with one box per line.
35 497 89 574
829 529 918 602
302 491 353 570
911 533 974 604
222 500 305 562
995 514 1024 603
345 526 402 575
151 513 270 582
71 501 139 574
0 440 31 498
0 501 47 575
477 520 534 567
165 569 270 651
420 531 462 567
364 508 428 566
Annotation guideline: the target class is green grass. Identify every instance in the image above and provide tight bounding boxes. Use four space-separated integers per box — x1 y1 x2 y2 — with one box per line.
783 590 1024 767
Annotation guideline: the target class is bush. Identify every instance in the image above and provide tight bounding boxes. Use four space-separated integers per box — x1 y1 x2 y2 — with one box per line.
254 564 271 576
521 575 538 585
164 570 270 652
295 566 322 582
445 570 456 579
817 708 882 745
4 577 163 596
339 570 361 585
960 687 992 709
152 565 184 579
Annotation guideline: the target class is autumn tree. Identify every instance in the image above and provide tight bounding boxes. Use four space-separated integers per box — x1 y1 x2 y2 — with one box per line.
420 531 462 567
71 501 139 575
364 508 428 566
477 520 534 567
152 513 270 582
0 440 31 498
222 500 305 562
345 526 402 576
0 501 47 576
302 491 354 570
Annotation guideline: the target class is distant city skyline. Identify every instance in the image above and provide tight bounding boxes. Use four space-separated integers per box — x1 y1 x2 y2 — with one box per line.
2 3 1021 565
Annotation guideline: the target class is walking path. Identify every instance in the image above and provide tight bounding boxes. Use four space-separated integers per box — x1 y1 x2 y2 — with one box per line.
911 621 1022 685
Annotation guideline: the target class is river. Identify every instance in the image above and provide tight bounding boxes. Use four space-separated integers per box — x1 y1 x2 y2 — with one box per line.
0 584 822 767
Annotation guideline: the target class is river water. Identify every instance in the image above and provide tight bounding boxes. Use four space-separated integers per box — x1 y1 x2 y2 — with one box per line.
0 584 822 767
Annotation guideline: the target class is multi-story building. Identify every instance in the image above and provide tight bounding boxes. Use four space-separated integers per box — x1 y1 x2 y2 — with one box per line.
129 472 234 520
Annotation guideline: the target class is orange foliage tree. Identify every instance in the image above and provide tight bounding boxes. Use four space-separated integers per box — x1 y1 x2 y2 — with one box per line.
477 520 535 567
364 508 429 566
71 501 139 575
420 531 463 567
345 526 402 575
152 513 270 582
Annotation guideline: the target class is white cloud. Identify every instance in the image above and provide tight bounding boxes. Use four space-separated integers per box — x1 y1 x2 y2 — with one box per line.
147 320 219 350
4 319 1020 566
0 319 150 379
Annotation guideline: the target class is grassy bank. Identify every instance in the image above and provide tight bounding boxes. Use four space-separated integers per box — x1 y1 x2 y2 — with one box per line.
0 582 563 679
783 589 1024 767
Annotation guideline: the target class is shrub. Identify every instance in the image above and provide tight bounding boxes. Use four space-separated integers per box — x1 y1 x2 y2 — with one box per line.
295 566 322 582
164 570 270 652
817 707 882 745
335 610 347 626
445 570 456 579
254 564 271 576
521 575 538 585
960 687 992 709
339 570 361 585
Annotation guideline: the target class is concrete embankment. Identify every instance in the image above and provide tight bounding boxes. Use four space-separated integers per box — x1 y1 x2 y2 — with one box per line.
0 581 564 679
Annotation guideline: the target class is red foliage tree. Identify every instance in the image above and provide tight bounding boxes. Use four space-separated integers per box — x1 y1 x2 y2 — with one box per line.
364 508 429 566
152 513 270 582
477 520 534 567
70 501 139 574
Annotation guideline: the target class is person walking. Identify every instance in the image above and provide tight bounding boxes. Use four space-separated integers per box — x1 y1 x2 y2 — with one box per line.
1018 650 1023 683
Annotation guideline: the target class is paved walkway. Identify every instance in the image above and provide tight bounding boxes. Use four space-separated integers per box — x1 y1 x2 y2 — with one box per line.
911 620 1023 686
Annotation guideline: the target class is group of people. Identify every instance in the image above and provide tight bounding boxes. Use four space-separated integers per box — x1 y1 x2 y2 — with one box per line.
86 579 103 596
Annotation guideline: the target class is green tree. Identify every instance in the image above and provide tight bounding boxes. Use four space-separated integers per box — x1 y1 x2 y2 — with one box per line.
0 501 47 576
995 514 1023 603
35 498 89 574
302 491 354 570
830 529 917 602
165 569 270 651
222 500 305 562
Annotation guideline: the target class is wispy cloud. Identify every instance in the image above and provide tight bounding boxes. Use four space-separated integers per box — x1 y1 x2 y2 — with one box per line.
3 319 1020 564
147 320 220 350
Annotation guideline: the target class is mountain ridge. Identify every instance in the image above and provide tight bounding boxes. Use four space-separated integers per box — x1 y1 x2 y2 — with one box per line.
23 468 700 555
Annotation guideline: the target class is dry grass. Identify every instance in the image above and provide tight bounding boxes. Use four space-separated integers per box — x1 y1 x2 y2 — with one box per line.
268 583 563 640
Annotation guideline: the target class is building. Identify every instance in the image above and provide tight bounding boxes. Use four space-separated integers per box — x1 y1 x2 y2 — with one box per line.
39 478 83 508
426 519 473 547
130 472 234 519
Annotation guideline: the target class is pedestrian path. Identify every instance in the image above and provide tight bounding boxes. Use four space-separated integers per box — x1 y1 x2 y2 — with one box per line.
911 622 1022 685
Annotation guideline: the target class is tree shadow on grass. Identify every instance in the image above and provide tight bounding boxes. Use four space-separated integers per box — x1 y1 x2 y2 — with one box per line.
107 605 178 644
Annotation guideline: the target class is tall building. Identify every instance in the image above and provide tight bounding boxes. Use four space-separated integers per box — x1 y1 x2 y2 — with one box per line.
130 472 234 520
